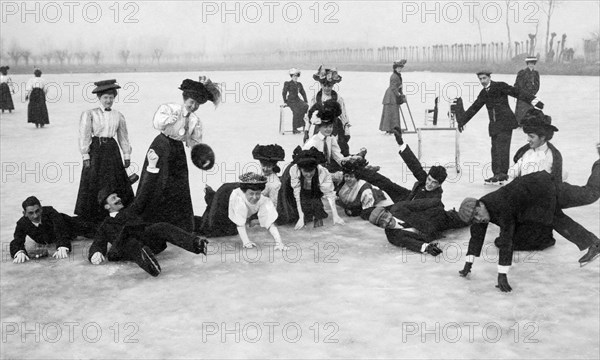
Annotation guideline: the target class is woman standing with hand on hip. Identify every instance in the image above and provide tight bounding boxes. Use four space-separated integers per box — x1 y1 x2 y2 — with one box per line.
75 79 134 224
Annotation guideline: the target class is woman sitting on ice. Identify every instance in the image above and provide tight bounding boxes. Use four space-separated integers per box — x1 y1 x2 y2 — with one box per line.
277 146 345 229
196 172 287 250
252 144 285 208
336 157 392 217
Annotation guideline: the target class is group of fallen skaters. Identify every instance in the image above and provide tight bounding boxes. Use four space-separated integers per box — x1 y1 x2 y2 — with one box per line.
7 64 600 293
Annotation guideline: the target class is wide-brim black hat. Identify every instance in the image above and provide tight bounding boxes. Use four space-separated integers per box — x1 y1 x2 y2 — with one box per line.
252 144 285 162
522 108 559 132
292 146 326 168
92 79 121 94
313 65 342 84
180 77 221 106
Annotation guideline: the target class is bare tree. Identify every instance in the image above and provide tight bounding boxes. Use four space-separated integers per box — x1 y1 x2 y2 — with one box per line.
90 51 102 65
54 50 69 66
152 48 164 64
541 0 558 61
6 42 22 65
505 0 513 59
474 16 484 62
42 52 54 65
74 52 87 65
119 50 131 65
21 50 31 66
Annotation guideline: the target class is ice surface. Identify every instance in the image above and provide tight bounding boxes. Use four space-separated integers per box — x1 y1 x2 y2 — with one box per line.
1 70 598 359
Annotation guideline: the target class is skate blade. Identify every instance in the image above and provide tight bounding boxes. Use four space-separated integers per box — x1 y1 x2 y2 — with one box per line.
579 254 600 267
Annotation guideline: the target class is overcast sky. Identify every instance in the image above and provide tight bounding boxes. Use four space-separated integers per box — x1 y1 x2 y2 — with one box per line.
1 1 599 57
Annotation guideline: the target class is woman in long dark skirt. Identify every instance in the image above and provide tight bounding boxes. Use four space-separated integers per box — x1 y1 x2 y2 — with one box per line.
75 79 134 223
25 69 49 127
137 77 221 233
379 60 406 133
276 146 345 229
282 68 309 134
0 66 15 113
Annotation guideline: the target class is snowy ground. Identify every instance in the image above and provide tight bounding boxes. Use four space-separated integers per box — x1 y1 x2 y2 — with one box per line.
1 70 599 359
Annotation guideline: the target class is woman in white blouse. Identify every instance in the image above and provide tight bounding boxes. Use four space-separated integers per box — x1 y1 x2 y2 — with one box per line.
25 68 49 128
0 66 15 113
75 79 133 223
136 77 220 233
197 173 286 250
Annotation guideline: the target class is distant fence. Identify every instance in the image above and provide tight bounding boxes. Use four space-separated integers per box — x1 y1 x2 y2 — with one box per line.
2 39 598 68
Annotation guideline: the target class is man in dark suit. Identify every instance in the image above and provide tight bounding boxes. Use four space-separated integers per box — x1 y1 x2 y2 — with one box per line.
89 150 208 277
11 196 96 263
457 171 559 292
457 71 544 183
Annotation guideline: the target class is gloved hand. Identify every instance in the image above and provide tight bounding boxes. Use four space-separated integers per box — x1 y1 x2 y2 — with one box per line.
52 247 69 259
392 127 404 146
91 252 105 265
13 251 29 264
124 159 131 168
457 121 465 133
425 243 442 256
459 262 472 277
496 273 512 292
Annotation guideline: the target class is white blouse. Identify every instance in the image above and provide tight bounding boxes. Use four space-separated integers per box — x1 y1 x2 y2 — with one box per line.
79 108 132 160
509 142 553 178
153 103 202 147
25 77 48 95
228 188 278 228
262 173 281 208
289 164 335 206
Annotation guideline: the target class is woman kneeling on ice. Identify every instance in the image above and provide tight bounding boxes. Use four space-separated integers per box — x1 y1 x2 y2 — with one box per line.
197 172 287 250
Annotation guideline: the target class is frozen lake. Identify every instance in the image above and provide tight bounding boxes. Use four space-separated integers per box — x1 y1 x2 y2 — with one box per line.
1 70 599 358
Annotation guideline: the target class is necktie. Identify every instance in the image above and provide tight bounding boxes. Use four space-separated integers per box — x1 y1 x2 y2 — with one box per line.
183 113 191 143
104 108 111 111
323 137 330 164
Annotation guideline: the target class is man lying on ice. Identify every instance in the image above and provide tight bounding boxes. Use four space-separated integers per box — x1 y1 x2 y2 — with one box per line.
89 149 208 277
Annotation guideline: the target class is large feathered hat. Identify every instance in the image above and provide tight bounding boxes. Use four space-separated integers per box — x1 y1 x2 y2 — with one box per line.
312 65 342 85
179 76 221 107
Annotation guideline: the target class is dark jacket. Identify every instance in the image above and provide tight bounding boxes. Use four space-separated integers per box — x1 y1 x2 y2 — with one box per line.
401 145 443 201
513 142 563 183
382 72 403 105
282 81 308 104
514 68 540 96
466 171 557 266
89 171 159 260
10 206 72 258
461 81 536 136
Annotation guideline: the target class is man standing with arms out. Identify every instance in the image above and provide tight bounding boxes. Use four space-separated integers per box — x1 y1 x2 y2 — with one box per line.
457 71 544 184
514 56 540 126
